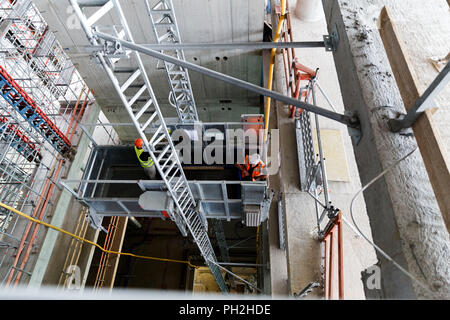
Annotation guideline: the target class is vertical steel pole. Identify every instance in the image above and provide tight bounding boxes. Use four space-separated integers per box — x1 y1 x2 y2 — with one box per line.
338 211 344 299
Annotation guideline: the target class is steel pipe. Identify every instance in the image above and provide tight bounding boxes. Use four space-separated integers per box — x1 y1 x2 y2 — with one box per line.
85 41 325 52
94 31 358 128
389 61 450 132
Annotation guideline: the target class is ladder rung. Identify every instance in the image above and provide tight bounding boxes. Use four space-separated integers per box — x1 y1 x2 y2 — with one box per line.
120 69 141 93
151 4 172 13
158 31 173 43
172 177 184 192
167 168 180 185
86 1 113 27
163 161 177 179
156 144 171 162
187 210 195 222
141 111 158 131
135 99 153 121
179 196 190 212
149 125 163 145
155 22 174 27
161 152 174 170
153 131 166 146
117 28 126 40
181 198 192 212
177 188 188 203
127 85 147 107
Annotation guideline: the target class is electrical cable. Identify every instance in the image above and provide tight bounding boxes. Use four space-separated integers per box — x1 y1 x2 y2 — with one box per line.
347 146 441 298
0 201 199 269
208 259 262 293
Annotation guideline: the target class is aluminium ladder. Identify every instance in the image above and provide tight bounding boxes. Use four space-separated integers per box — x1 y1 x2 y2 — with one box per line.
146 0 199 123
70 0 227 293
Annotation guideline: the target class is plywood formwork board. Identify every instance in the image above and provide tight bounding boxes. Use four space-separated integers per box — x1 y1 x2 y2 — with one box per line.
313 129 350 182
379 5 450 231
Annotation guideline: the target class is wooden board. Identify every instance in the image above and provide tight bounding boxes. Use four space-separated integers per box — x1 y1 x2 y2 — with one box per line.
379 5 450 231
313 129 350 182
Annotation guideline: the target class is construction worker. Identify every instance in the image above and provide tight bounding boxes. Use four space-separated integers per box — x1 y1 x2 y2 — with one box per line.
134 138 156 179
235 153 267 181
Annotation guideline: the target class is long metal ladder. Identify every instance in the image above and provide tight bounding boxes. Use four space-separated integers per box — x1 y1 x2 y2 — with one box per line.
145 0 198 123
69 0 227 293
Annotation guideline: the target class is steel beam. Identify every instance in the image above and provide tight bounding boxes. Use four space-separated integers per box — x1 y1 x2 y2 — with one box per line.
94 31 358 128
389 61 450 132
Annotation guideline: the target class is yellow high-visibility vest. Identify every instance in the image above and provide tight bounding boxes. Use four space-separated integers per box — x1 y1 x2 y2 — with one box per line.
134 146 154 168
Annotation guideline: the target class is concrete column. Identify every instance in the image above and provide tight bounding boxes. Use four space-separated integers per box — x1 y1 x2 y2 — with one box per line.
321 0 450 299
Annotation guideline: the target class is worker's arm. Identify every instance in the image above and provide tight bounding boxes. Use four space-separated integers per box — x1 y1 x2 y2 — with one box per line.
235 163 249 176
254 175 267 181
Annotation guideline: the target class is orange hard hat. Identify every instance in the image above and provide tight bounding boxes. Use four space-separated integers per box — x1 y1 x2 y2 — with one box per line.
135 138 143 148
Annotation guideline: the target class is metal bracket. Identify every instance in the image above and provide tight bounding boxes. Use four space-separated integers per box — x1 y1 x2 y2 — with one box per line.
323 24 339 52
388 61 449 132
86 207 107 233
277 192 286 251
387 112 414 135
260 189 275 223
294 281 321 298
345 111 361 145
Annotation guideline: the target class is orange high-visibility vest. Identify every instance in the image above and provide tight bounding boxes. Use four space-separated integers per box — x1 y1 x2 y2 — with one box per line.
251 161 266 181
242 155 265 181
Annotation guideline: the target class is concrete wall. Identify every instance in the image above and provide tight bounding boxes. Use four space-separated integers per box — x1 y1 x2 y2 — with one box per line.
321 0 450 299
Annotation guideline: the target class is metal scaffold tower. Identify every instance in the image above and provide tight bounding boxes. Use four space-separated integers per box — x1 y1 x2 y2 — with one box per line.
0 112 42 163
70 0 227 292
146 0 199 123
0 65 71 156
0 0 91 287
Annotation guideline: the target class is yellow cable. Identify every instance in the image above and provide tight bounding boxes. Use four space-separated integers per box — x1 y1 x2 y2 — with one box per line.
0 201 199 269
264 0 287 141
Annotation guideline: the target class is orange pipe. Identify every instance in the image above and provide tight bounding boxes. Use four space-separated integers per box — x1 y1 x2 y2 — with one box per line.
5 176 52 285
94 216 116 289
99 216 119 288
13 160 63 286
68 89 90 142
65 86 86 137
290 76 301 118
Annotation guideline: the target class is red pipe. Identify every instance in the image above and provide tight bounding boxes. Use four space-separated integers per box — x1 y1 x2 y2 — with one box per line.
289 76 301 118
4 172 52 286
94 216 117 289
328 230 334 299
13 160 63 286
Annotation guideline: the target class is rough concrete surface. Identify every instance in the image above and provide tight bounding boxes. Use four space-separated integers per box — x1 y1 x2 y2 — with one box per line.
322 0 450 299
